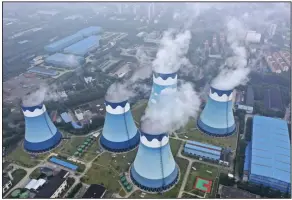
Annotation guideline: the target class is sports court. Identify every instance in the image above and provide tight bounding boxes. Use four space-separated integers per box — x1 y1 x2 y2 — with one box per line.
193 177 212 193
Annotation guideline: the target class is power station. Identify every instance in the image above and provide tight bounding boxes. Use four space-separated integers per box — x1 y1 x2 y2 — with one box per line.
100 99 140 152
130 128 179 192
148 71 177 106
197 86 236 137
22 103 62 153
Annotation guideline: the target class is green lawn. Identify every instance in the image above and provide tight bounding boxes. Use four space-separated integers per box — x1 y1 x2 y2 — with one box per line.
82 164 121 193
82 137 101 162
177 120 238 150
182 193 199 198
12 169 27 184
169 138 182 156
118 188 127 197
131 100 148 124
57 136 87 157
185 162 219 198
129 157 189 199
94 149 138 174
29 168 41 179
6 146 40 168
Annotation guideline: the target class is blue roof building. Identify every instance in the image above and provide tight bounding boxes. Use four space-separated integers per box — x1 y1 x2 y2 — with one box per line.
63 35 100 56
22 103 62 153
246 116 291 193
45 53 85 69
184 140 222 161
44 33 83 53
197 86 236 137
77 26 102 37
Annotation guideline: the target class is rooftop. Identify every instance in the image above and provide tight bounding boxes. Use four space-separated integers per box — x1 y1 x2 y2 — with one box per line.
35 170 68 198
251 116 290 183
63 35 100 56
82 184 106 198
219 185 257 198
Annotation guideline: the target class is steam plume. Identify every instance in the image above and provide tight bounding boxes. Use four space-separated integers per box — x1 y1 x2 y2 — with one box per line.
141 82 201 134
22 84 62 107
212 18 249 90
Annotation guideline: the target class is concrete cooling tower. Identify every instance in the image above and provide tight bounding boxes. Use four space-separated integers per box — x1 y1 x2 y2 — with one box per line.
197 86 236 137
148 71 177 106
22 103 62 153
100 99 140 152
130 131 179 192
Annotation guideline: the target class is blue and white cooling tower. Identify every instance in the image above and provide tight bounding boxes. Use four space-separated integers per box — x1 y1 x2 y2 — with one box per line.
148 71 177 106
130 130 179 192
197 86 236 137
22 103 62 153
100 99 140 152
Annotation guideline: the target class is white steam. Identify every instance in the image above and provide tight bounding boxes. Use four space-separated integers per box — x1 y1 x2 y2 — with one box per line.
212 18 250 90
141 82 201 134
22 84 62 107
105 82 134 102
153 29 192 74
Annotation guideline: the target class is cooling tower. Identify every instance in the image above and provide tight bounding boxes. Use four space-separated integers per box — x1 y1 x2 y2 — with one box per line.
22 103 62 153
100 99 140 152
148 71 177 106
197 86 236 137
130 131 179 192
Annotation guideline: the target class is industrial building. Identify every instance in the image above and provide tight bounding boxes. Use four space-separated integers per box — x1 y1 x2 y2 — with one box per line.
22 103 62 153
82 184 106 198
197 86 236 137
184 140 222 161
148 71 177 106
35 169 69 198
45 53 85 69
44 33 83 53
100 99 140 152
130 129 179 192
77 26 102 37
244 116 291 193
3 177 12 194
63 35 101 56
237 86 254 114
28 67 59 77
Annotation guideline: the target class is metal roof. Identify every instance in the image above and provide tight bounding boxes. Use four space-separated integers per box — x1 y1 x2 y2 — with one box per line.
44 33 83 52
186 140 222 151
185 144 221 156
45 53 85 69
251 116 290 184
63 35 100 56
77 26 102 37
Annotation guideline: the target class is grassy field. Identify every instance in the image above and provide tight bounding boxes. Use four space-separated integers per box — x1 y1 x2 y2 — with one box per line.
169 138 182 156
29 168 41 179
131 100 148 125
82 137 101 162
94 149 138 174
129 157 189 199
82 164 121 193
6 146 40 167
185 162 219 198
177 120 238 150
12 169 27 184
81 149 138 194
57 136 87 157
118 188 127 197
